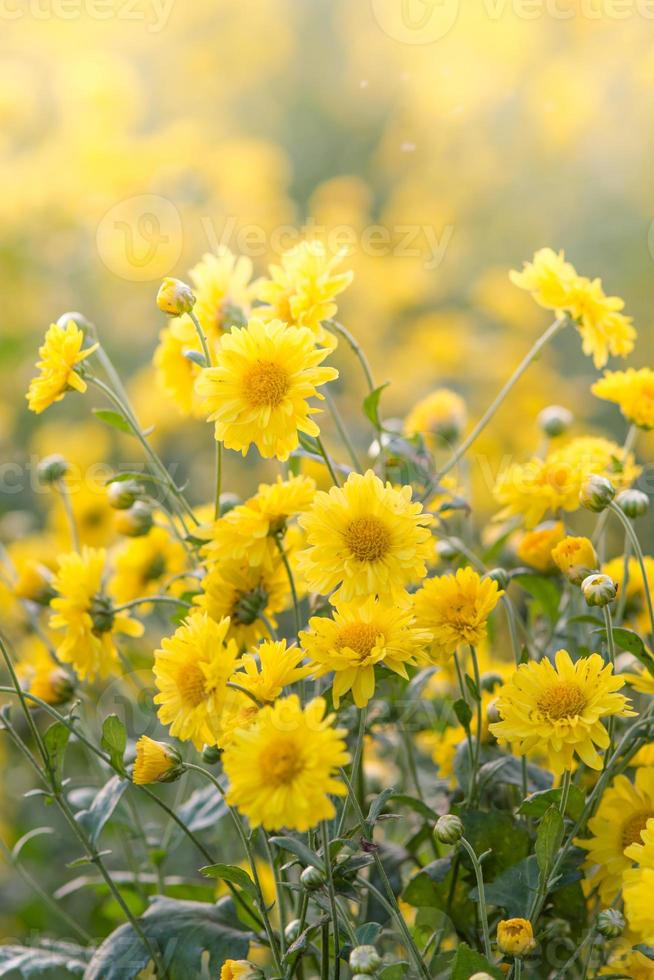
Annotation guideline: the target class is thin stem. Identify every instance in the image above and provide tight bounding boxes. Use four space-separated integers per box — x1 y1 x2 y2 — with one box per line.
608 501 654 640
187 310 212 366
214 440 223 520
321 821 341 980
324 389 362 471
274 534 301 643
337 706 367 836
469 645 483 804
112 595 192 613
328 320 377 399
437 316 567 479
453 651 475 801
559 769 572 817
56 480 80 552
460 837 492 960
315 435 341 487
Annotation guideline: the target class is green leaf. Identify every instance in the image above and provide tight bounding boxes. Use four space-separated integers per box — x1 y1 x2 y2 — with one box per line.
378 965 411 980
460 809 530 881
453 698 472 731
514 573 561 623
84 896 253 979
355 922 382 945
519 785 585 821
366 787 395 828
479 856 540 917
0 940 90 976
362 382 389 430
199 864 258 900
43 721 70 786
451 943 504 979
175 785 228 835
76 776 128 846
403 857 453 907
101 715 127 773
635 943 654 961
388 793 439 823
535 805 564 879
92 408 133 434
595 627 654 677
268 835 325 872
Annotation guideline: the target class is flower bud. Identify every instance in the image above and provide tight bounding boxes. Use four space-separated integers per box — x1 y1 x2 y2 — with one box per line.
538 405 573 438
486 568 509 590
551 536 598 586
115 501 154 537
107 479 142 510
218 492 241 517
486 698 502 725
36 454 69 485
133 736 183 785
436 540 459 562
434 813 464 845
284 919 301 943
596 908 625 939
349 946 382 974
580 474 615 513
156 277 196 316
202 745 221 765
496 918 535 957
582 573 618 608
300 865 325 891
352 975 373 980
219 960 263 980
615 489 649 520
469 974 494 980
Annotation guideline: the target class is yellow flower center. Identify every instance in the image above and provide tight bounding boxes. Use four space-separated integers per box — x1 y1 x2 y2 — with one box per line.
622 811 654 849
262 738 304 786
177 662 207 708
344 517 391 563
537 681 586 720
336 622 381 659
243 361 289 407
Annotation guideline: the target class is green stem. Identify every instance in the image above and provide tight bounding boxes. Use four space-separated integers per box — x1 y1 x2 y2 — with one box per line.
187 310 212 367
324 389 362 472
321 821 341 980
112 595 192 613
315 435 342 487
608 501 654 640
56 479 80 552
437 316 567 479
274 534 301 643
460 837 492 960
328 320 377 400
337 706 367 836
558 768 572 817
214 440 223 521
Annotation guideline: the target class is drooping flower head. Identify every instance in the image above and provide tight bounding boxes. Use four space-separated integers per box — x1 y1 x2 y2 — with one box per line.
49 547 143 682
27 321 98 414
413 567 503 663
551 535 598 585
300 594 431 708
592 367 654 430
297 470 433 602
153 611 240 750
223 694 349 831
490 649 634 774
132 736 182 785
196 318 337 460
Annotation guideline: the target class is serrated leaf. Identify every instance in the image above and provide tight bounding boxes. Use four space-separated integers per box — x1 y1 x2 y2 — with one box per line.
76 776 128 846
519 785 585 822
362 382 389 430
595 626 654 676
403 857 453 907
101 715 127 773
536 805 564 879
451 943 504 979
92 408 132 434
268 835 325 873
43 721 70 786
175 784 228 834
0 940 89 977
199 864 258 900
479 855 540 917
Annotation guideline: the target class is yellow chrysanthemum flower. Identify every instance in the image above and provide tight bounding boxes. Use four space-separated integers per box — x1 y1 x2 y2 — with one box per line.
297 470 433 602
132 736 182 785
300 595 431 708
49 547 143 682
15 636 73 707
404 387 467 447
516 521 565 573
592 367 654 430
413 567 503 663
490 649 634 774
576 768 654 905
496 918 535 957
220 960 261 980
600 948 654 980
187 247 255 344
222 694 349 831
624 820 654 944
494 435 640 527
26 321 98 414
201 475 315 569
216 690 261 749
196 318 337 460
231 640 312 704
153 611 240 750
603 555 654 636
195 558 289 649
110 526 188 605
256 240 353 344
154 315 205 417
510 248 636 368
551 535 599 586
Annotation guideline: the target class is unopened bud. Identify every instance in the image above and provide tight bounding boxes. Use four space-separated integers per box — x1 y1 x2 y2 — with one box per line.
202 745 221 765
107 479 142 510
284 919 301 943
133 736 183 785
486 568 509 590
156 277 196 316
115 501 154 537
538 405 573 438
581 573 618 608
615 489 649 520
434 813 464 845
300 865 325 891
37 454 69 485
349 946 382 974
596 908 625 939
580 474 615 513
437 540 459 562
496 917 535 957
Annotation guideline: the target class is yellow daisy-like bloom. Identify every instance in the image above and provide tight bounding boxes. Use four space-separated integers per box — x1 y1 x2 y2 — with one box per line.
603 555 654 636
223 694 349 831
300 595 431 708
257 240 353 344
195 558 289 649
49 547 143 682
132 736 182 785
154 315 205 417
404 387 467 447
196 318 338 461
624 820 654 944
576 768 654 905
232 640 312 704
496 918 535 957
110 526 188 605
592 367 654 430
510 248 636 368
187 247 255 345
490 649 634 774
201 475 315 569
413 567 503 664
153 611 240 750
600 948 654 980
13 559 55 605
551 535 599 586
15 636 73 707
297 470 433 602
49 478 117 549
220 960 261 980
516 521 565 573
26 321 98 414
216 690 261 749
494 435 640 527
